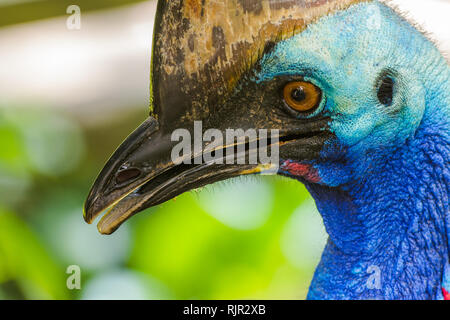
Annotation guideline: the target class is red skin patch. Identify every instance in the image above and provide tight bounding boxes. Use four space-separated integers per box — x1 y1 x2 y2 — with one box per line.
280 160 321 183
443 288 450 300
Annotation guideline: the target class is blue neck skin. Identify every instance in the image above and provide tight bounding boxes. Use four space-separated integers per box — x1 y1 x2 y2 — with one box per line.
255 1 450 299
306 69 450 300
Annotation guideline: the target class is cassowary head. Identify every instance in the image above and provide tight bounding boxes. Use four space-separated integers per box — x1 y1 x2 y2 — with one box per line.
84 0 450 299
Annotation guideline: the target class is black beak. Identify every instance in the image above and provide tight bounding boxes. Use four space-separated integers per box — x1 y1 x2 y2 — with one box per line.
84 0 336 234
84 114 330 234
84 117 277 234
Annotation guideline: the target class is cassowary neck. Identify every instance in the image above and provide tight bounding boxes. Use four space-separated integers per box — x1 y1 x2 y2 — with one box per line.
307 67 450 300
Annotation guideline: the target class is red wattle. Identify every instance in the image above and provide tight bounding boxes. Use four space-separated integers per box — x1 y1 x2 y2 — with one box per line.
443 288 450 300
280 161 321 183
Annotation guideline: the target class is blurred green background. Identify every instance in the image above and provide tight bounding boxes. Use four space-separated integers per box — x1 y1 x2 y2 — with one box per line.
0 0 447 300
0 104 327 299
0 0 328 300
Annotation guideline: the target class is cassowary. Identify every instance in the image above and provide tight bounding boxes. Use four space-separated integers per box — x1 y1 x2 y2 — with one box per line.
84 0 450 300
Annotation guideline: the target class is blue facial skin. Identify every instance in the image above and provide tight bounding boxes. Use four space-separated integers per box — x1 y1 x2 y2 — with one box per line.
257 2 450 299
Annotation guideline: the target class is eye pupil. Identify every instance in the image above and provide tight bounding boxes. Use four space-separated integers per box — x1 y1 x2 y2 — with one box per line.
377 76 395 106
283 81 322 114
291 87 306 102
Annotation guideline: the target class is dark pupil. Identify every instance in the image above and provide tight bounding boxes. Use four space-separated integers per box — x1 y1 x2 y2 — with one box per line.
377 76 395 106
291 87 306 102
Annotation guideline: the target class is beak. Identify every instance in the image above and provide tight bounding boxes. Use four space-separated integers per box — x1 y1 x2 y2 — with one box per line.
84 0 337 235
84 117 277 235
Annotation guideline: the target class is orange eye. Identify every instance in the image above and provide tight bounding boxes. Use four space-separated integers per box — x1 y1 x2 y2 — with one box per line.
283 81 322 113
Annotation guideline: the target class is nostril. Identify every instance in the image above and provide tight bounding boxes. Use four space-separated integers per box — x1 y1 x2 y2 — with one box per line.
116 168 142 184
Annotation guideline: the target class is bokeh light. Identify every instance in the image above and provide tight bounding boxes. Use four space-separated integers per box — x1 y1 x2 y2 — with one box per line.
280 199 328 270
197 177 274 230
82 270 172 300
40 209 131 271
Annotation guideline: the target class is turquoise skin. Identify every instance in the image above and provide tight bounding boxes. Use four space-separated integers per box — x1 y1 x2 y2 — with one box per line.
257 1 450 299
